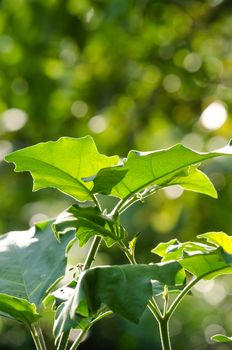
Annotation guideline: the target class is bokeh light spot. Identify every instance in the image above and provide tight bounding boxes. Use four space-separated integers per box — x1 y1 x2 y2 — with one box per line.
200 101 227 130
204 324 225 344
1 108 28 131
183 53 202 72
71 100 88 118
0 140 13 161
11 77 28 95
163 74 181 93
29 213 49 227
88 115 107 134
0 35 13 53
164 186 184 199
182 133 204 151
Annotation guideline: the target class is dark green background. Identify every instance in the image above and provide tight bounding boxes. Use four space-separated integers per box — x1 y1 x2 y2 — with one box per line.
1 0 232 349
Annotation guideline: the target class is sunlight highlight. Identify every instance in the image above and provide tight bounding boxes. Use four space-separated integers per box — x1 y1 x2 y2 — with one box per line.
2 108 28 131
200 101 227 130
164 185 184 199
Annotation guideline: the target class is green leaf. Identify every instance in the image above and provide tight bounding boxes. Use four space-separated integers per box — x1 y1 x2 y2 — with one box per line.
53 291 91 340
198 231 232 254
5 136 119 201
0 221 73 308
91 143 232 200
167 167 217 198
152 239 214 262
152 232 232 280
54 261 185 339
212 334 232 343
53 204 126 247
0 294 40 325
74 263 185 322
179 252 232 279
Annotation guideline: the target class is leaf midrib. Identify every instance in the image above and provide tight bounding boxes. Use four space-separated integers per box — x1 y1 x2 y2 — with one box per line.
13 243 30 301
118 151 221 201
13 155 92 199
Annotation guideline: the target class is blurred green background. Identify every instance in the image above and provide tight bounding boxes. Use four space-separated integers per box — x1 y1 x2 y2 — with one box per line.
1 0 232 349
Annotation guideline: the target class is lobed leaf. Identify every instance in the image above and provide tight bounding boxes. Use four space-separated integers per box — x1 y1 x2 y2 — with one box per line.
152 232 232 280
198 231 232 254
0 220 74 318
5 136 119 202
53 204 126 247
54 261 185 339
166 167 217 198
91 143 232 201
152 239 214 262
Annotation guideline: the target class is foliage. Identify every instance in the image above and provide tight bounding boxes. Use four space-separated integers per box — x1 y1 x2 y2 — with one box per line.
1 1 232 349
1 136 232 349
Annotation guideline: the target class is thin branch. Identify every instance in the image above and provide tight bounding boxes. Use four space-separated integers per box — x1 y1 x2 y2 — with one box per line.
167 266 229 320
57 331 70 350
29 324 46 350
148 300 163 322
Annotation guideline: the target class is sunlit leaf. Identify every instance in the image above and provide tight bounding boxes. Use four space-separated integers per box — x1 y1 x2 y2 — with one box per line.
91 143 232 200
152 232 232 280
5 136 119 201
167 167 217 198
212 334 232 343
152 239 214 262
198 231 232 254
0 221 73 309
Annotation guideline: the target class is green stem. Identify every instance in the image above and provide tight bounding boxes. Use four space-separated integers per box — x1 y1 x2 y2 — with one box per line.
91 310 113 326
83 235 102 270
64 196 103 349
63 237 102 349
118 241 137 265
159 318 172 350
148 300 162 322
83 193 102 271
57 331 70 350
166 276 199 319
38 326 47 350
92 194 102 210
113 185 161 215
29 324 46 350
167 266 229 320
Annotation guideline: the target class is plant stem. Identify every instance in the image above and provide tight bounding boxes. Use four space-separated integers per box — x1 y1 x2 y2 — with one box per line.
65 196 103 349
159 319 172 350
83 235 102 270
166 276 199 319
63 237 102 349
167 266 229 320
57 331 70 350
113 185 161 215
29 324 46 350
38 326 47 350
91 310 113 326
148 300 162 322
118 241 137 264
